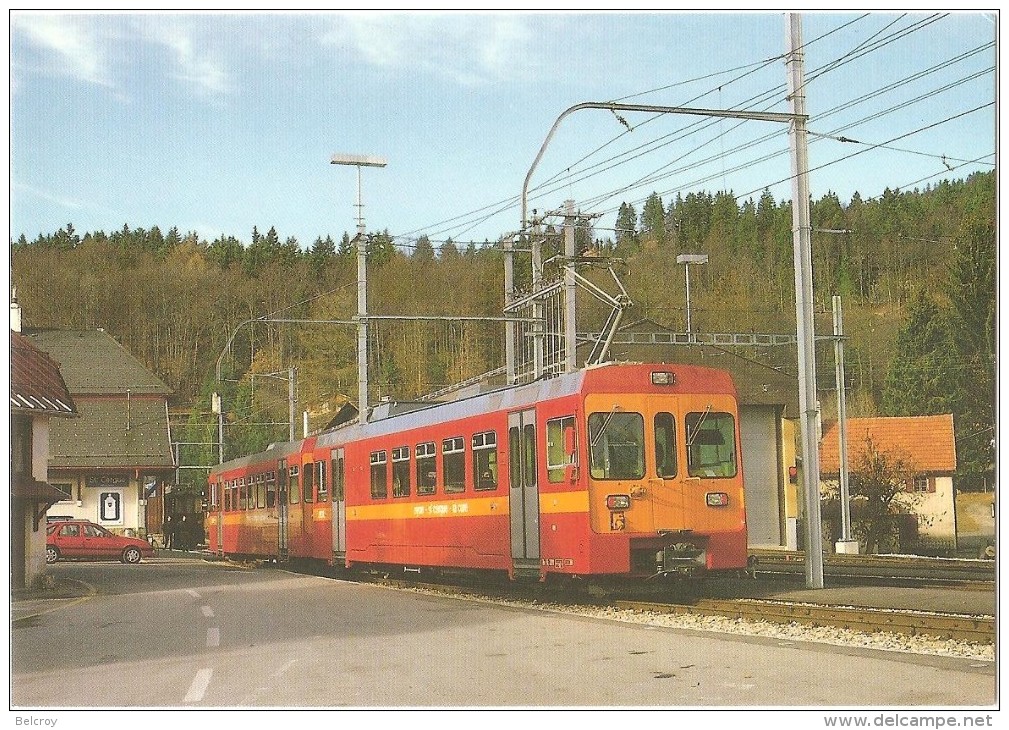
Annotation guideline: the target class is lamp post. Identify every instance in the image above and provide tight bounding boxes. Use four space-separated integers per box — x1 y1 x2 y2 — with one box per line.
330 153 387 426
676 253 708 337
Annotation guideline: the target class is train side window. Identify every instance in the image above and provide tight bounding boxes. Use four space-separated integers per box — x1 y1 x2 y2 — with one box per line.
316 461 328 503
303 462 315 504
278 463 288 504
686 411 737 478
472 431 498 491
289 465 301 504
588 411 645 480
416 442 437 495
392 447 411 498
256 474 266 509
266 471 277 508
224 481 232 512
331 451 345 502
654 413 677 478
443 437 466 493
370 450 388 499
238 478 248 510
546 416 577 483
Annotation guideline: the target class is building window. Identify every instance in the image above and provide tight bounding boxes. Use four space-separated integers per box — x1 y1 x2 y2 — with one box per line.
910 475 934 493
12 416 31 477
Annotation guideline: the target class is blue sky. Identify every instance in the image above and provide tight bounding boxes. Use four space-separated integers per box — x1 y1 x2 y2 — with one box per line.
9 11 997 250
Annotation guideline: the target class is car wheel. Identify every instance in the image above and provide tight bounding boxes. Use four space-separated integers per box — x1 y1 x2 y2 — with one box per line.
122 546 142 564
45 546 59 564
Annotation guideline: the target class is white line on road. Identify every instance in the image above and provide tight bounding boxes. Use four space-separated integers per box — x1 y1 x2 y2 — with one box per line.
186 589 201 599
206 627 220 648
184 668 213 703
201 605 215 618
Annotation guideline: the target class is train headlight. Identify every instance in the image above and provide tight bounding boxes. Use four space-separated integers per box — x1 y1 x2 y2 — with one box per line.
606 494 631 510
705 492 729 507
651 371 676 386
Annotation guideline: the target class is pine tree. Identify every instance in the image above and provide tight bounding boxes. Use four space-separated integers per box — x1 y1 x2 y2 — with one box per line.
413 235 435 262
639 192 666 246
881 291 962 417
614 202 638 248
945 213 996 488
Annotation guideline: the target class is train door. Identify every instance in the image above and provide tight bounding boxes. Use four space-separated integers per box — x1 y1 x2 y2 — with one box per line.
508 409 540 573
277 458 289 560
331 448 347 563
648 405 684 532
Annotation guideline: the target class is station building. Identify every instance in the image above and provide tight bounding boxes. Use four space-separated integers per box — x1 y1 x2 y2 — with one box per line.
24 328 176 538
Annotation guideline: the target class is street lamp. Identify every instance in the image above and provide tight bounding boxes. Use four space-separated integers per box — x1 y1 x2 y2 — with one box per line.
330 153 387 425
676 253 708 337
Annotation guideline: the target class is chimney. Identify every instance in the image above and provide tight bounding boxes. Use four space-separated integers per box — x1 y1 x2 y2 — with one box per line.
10 285 21 332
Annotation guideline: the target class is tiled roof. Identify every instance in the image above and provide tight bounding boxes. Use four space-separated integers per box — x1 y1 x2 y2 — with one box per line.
10 332 77 416
48 397 175 470
820 414 956 475
26 329 171 395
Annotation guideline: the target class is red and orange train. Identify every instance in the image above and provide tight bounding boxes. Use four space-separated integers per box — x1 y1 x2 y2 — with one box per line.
206 362 747 582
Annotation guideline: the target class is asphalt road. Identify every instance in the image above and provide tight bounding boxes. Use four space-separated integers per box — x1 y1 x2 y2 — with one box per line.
10 557 996 710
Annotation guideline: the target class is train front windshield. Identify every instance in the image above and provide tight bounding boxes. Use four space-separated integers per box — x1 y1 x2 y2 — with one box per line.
588 411 645 480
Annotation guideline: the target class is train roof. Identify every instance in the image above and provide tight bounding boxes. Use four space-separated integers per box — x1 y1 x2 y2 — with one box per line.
209 361 735 477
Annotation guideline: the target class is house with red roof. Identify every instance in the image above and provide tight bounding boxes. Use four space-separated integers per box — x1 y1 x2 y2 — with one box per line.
11 317 77 589
820 414 958 552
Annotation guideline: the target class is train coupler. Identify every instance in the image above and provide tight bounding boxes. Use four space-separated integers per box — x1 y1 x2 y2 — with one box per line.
654 543 706 576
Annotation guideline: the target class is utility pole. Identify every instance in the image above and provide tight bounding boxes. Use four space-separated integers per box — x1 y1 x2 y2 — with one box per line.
833 295 858 553
288 366 296 442
564 200 577 373
330 154 387 425
212 392 224 464
786 13 825 588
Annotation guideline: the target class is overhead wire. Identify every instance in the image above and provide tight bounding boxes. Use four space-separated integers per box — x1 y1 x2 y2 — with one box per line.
389 14 988 249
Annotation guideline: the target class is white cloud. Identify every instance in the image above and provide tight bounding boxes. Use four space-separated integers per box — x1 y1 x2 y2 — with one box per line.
15 181 86 211
133 17 232 96
321 13 541 86
13 13 112 86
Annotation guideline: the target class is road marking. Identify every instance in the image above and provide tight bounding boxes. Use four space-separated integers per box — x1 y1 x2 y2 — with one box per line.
187 589 201 599
237 659 298 705
206 627 220 647
184 668 213 703
201 605 215 618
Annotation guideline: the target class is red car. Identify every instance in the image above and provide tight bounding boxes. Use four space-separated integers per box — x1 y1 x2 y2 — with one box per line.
46 520 155 564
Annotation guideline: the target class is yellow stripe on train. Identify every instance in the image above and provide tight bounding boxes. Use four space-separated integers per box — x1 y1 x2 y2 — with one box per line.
346 490 590 521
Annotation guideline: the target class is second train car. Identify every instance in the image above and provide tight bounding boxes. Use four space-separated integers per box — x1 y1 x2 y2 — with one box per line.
206 362 747 581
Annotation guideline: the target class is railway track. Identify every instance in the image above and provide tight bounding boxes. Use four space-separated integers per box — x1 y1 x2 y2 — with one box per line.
749 550 995 587
357 571 994 646
613 598 995 644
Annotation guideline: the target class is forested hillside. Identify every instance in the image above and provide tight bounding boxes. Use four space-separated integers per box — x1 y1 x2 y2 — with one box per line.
11 170 994 488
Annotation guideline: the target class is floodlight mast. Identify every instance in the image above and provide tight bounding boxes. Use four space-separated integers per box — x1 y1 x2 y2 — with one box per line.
331 153 387 425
